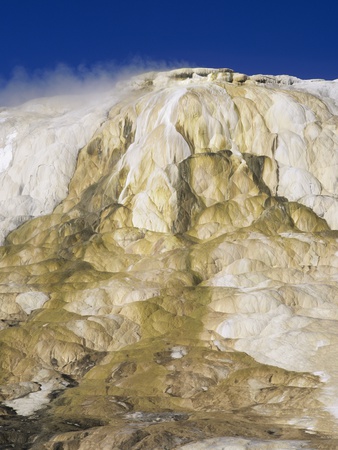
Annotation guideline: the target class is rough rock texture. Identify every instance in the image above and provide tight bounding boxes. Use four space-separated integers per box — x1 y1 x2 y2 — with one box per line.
0 68 338 449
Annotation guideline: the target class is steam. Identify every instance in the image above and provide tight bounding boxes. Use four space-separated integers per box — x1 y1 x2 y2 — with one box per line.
0 59 189 107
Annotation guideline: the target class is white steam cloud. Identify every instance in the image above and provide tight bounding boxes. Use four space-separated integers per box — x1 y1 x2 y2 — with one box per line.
0 58 190 107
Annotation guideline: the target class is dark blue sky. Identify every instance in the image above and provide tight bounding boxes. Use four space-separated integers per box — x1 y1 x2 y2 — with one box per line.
0 0 337 83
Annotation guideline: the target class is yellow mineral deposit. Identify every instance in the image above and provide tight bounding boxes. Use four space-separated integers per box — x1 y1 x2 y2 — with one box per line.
0 68 337 449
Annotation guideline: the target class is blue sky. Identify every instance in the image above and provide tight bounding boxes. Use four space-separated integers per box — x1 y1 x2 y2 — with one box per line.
0 0 337 87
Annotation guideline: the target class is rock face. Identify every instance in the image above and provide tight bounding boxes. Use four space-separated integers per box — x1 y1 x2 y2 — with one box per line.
0 68 338 449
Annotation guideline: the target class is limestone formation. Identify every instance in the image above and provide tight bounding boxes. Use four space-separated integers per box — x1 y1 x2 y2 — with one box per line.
0 68 337 448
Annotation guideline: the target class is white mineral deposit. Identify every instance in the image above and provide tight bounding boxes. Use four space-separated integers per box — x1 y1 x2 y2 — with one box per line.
0 68 337 449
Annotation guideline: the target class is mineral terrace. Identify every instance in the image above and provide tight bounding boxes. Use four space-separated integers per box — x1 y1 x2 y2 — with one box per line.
0 68 337 449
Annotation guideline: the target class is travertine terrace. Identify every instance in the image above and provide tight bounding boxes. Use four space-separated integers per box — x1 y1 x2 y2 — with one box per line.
0 68 337 449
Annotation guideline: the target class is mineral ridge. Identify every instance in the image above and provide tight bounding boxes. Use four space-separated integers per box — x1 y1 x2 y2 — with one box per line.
0 68 337 449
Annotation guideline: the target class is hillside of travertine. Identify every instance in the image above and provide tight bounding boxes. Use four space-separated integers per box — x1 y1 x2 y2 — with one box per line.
0 68 337 449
